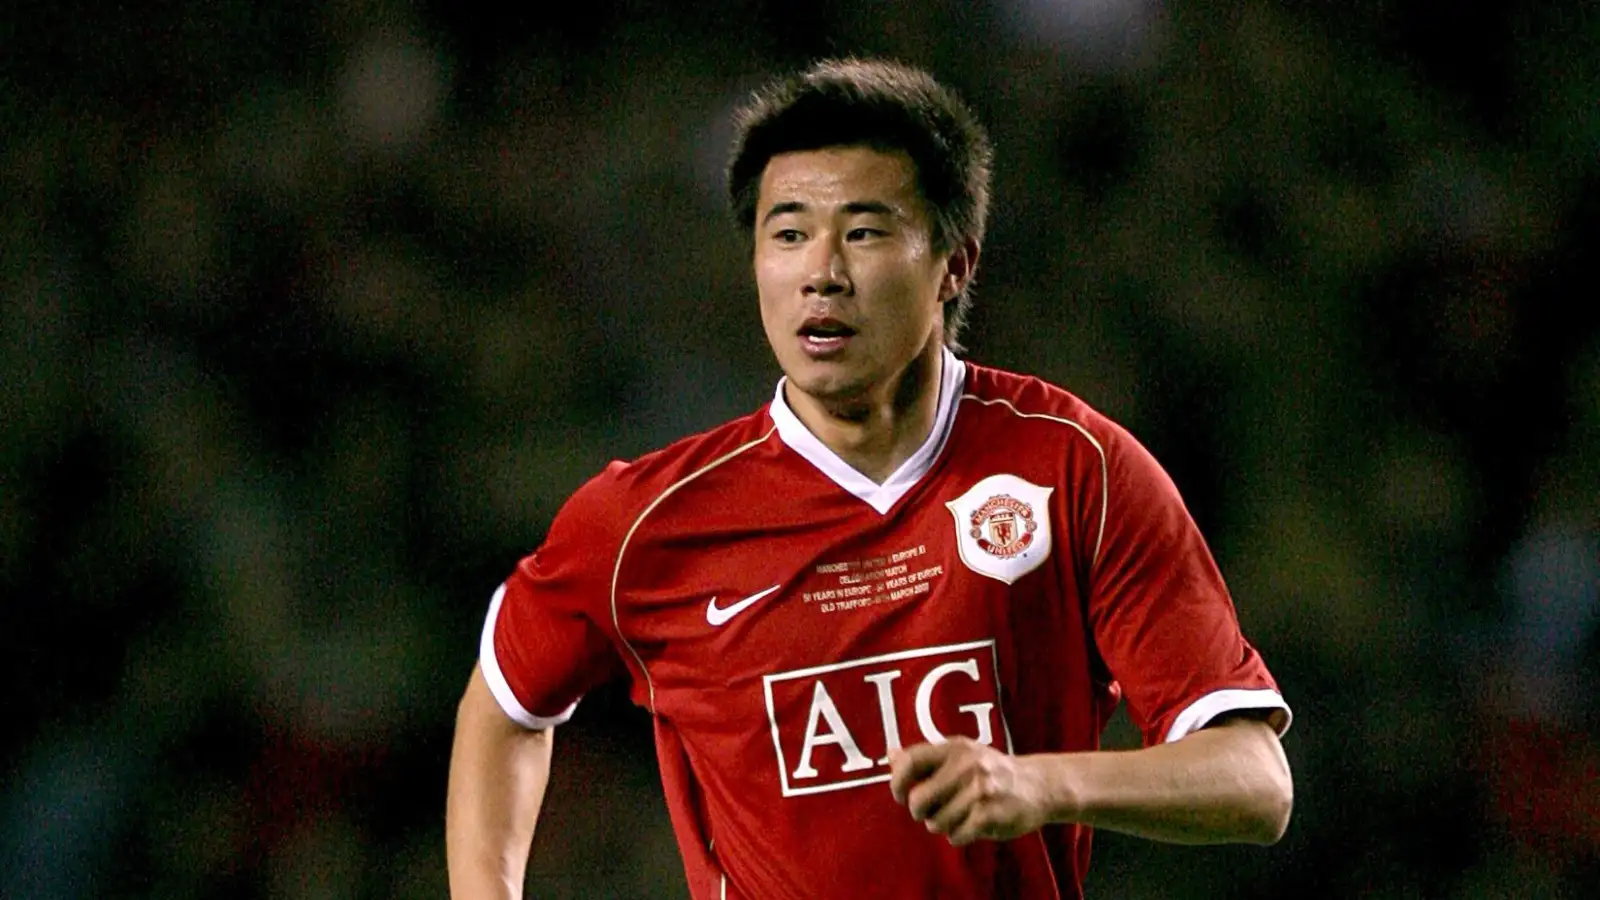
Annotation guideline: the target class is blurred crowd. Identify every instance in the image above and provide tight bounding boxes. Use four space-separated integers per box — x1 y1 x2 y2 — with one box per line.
2 1 1597 897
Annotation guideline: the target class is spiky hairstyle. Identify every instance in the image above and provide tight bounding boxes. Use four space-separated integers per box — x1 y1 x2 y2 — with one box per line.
727 58 993 348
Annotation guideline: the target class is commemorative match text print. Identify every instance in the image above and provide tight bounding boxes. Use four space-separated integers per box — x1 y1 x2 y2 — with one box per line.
804 545 946 613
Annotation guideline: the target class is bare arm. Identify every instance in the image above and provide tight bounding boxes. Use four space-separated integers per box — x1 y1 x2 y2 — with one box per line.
891 716 1293 846
446 664 556 899
1038 716 1292 844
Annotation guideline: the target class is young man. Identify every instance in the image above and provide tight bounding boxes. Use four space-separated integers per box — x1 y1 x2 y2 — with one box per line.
447 59 1293 899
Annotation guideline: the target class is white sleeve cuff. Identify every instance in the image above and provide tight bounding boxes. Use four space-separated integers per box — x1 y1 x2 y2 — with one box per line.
479 583 580 730
1163 688 1292 744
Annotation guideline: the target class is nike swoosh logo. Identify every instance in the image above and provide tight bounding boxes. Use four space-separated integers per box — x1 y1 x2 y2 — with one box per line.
706 583 783 627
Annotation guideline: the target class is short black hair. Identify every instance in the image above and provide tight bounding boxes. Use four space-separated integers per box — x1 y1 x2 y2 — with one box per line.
727 58 993 349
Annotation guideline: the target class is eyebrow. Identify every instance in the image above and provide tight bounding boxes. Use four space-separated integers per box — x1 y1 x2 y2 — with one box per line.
759 200 899 226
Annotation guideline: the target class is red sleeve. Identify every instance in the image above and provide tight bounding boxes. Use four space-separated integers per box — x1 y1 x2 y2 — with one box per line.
1084 421 1290 747
478 470 626 729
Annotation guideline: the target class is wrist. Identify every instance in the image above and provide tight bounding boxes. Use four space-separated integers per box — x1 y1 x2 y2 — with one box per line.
1024 752 1087 826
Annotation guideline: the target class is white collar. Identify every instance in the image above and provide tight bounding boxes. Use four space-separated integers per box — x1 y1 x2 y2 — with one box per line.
769 347 967 515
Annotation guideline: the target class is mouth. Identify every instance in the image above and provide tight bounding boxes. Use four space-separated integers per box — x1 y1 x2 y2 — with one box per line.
798 317 858 357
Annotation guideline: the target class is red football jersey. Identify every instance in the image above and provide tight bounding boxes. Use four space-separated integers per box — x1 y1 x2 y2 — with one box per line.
481 350 1291 899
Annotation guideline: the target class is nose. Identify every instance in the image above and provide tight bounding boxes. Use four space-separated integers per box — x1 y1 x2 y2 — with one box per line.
802 236 852 297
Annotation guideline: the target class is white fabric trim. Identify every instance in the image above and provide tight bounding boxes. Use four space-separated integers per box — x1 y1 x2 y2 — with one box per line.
478 583 580 730
1163 688 1292 744
958 395 1109 567
769 347 966 514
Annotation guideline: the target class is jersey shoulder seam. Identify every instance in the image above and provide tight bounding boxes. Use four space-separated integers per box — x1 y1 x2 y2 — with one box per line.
958 393 1110 568
608 424 779 713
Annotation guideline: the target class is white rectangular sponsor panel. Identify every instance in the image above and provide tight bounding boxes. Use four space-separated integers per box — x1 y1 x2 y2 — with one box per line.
762 640 1012 797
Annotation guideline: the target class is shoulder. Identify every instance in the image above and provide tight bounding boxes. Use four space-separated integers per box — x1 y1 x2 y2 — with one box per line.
958 360 1130 454
560 405 779 533
961 362 1200 520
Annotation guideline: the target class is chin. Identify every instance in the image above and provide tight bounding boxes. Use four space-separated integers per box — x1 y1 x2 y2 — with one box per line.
784 361 873 404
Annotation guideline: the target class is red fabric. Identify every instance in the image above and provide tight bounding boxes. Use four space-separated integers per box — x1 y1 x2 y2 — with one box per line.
483 362 1286 899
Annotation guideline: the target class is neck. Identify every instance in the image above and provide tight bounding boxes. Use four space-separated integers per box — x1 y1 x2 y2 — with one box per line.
784 337 946 484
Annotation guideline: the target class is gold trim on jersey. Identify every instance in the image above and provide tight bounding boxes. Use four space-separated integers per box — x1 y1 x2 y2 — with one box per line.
610 426 780 712
958 395 1109 568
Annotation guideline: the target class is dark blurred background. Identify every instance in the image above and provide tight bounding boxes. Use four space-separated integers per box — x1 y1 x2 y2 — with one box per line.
3 0 1598 897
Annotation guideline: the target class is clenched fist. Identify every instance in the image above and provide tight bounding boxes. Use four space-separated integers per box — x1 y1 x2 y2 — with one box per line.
888 737 1054 847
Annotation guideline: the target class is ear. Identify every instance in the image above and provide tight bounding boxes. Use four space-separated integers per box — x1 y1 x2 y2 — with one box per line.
938 237 981 303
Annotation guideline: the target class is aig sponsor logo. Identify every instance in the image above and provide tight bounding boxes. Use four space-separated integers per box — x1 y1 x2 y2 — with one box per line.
761 640 1012 797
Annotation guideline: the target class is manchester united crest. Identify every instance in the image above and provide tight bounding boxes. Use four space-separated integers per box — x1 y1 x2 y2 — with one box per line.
969 495 1038 558
946 475 1054 584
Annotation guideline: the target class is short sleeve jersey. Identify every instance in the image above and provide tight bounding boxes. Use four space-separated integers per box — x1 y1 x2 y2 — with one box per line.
480 351 1291 900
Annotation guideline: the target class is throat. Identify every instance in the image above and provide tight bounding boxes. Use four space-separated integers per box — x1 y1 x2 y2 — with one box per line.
787 350 944 485
820 420 919 484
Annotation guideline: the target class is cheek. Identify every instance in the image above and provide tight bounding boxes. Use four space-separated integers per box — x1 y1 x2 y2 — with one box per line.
873 255 944 313
753 263 790 337
753 262 779 306
753 252 791 299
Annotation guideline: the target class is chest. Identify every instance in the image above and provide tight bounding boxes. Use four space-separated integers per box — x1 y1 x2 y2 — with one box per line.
615 468 1078 702
613 464 1090 799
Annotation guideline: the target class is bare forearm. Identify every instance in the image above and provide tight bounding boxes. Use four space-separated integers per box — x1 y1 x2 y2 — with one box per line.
1033 718 1292 845
446 665 556 899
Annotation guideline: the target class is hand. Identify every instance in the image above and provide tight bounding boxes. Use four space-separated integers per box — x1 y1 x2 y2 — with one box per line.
888 738 1050 847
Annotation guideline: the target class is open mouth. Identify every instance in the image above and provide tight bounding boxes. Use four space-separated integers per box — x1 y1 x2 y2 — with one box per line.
800 317 856 343
799 318 858 356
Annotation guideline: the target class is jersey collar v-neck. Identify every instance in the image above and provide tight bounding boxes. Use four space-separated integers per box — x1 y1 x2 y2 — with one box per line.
768 347 968 515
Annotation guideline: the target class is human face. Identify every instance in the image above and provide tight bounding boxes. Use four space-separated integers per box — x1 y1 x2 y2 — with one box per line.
753 146 959 408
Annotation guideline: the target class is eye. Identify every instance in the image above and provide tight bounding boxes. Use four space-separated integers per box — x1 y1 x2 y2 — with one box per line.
846 227 885 241
773 228 805 244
